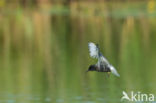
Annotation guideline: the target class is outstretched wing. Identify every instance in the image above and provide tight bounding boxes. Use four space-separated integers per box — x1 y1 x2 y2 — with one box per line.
88 42 109 66
110 65 120 77
99 55 110 65
88 42 99 59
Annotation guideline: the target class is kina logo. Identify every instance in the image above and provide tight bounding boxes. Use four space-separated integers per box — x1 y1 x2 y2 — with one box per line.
121 91 155 102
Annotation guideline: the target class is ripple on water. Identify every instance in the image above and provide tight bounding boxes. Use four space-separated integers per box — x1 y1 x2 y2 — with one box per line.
96 97 105 101
82 101 96 103
74 96 83 100
45 97 51 102
56 98 64 103
0 100 15 103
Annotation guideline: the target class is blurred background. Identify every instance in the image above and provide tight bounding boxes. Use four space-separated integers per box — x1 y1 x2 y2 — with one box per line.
0 0 156 103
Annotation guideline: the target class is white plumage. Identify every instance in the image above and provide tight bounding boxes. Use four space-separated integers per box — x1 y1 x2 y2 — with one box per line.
88 42 99 58
110 65 120 77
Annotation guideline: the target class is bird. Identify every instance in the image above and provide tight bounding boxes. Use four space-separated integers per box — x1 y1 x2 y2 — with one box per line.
86 42 120 77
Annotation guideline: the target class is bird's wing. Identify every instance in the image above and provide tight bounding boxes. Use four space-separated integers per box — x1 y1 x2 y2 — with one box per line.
99 55 110 65
110 65 120 77
88 42 99 59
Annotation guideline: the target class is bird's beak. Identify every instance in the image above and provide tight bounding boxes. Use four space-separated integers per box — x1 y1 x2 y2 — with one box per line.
86 70 89 73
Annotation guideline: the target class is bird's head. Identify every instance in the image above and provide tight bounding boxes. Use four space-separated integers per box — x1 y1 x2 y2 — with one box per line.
86 65 97 72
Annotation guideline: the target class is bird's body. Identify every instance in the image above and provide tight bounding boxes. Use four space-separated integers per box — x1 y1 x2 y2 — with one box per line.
88 64 111 72
87 42 120 77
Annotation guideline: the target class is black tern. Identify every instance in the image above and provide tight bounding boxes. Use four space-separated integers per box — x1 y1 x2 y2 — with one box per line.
86 42 120 77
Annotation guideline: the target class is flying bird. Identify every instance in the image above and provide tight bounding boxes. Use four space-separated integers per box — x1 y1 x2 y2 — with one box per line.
86 42 120 77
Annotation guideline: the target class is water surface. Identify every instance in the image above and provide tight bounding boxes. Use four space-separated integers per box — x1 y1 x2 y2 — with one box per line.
0 1 156 103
